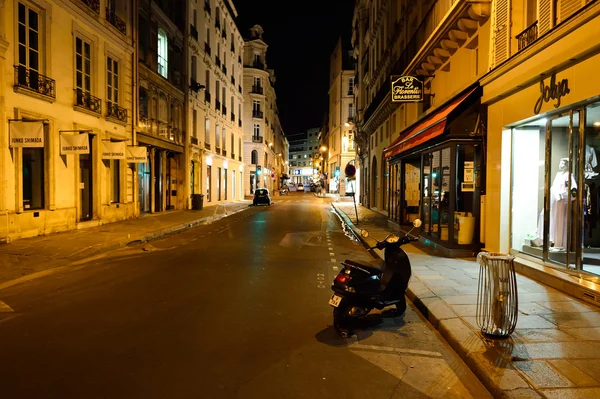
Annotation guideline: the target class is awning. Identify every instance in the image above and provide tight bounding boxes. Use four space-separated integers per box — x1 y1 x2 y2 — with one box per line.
383 85 480 159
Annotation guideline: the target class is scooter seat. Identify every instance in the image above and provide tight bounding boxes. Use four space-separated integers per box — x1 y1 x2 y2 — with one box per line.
343 259 383 275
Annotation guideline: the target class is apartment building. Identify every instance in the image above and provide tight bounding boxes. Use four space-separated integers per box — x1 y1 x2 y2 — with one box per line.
186 0 245 205
1 0 136 242
327 37 357 195
483 0 600 277
242 25 287 195
352 0 491 256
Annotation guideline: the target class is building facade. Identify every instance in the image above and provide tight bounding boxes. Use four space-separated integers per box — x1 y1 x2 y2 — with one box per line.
242 25 287 195
1 0 136 242
352 0 491 256
186 0 245 206
483 0 600 278
327 37 357 195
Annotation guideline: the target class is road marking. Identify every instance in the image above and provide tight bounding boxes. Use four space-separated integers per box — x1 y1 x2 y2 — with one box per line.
332 266 339 271
331 258 337 263
351 343 443 357
329 252 335 256
0 301 15 313
328 247 334 250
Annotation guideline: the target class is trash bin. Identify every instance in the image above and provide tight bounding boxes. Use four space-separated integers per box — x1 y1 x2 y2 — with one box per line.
476 252 518 338
191 194 204 210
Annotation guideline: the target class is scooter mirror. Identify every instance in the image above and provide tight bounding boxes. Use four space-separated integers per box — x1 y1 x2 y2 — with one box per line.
361 229 369 238
412 219 422 228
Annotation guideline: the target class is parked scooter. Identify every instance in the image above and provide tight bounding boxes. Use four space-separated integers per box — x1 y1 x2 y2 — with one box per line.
279 186 289 196
329 219 422 337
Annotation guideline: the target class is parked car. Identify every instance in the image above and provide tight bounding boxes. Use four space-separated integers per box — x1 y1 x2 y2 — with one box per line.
253 188 271 206
297 184 305 192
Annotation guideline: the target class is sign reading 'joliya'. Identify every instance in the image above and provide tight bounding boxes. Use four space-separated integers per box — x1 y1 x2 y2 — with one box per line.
391 75 423 102
534 72 570 114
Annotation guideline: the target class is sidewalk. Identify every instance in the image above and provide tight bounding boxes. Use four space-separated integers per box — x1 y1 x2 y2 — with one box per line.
0 200 251 290
332 201 600 399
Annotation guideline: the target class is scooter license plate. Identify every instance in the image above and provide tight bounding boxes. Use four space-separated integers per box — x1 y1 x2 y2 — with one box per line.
329 294 343 307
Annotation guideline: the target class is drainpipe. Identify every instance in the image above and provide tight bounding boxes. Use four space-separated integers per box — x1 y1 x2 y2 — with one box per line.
132 0 139 216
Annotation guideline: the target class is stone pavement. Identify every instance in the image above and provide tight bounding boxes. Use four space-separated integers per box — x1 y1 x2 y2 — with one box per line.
331 200 600 399
0 200 251 290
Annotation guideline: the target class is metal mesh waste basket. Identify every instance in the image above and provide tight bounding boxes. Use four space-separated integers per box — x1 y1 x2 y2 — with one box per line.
476 252 518 338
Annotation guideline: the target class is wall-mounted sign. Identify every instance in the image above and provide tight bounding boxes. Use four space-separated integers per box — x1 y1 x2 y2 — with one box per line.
391 75 423 102
101 141 126 159
534 72 570 114
60 133 89 155
126 146 147 163
345 163 356 178
293 169 301 175
9 121 44 148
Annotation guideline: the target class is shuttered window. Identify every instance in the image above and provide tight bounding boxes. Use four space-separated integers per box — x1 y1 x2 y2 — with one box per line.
493 0 510 67
538 0 554 36
557 0 585 23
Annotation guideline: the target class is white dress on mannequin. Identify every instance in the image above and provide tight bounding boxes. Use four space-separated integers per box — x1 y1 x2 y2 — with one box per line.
585 144 598 179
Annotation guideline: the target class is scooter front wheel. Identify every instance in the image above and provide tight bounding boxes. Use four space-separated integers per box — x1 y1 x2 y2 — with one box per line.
395 297 407 315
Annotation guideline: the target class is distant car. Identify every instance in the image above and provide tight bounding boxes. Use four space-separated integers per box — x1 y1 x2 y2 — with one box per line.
253 188 271 206
297 184 305 192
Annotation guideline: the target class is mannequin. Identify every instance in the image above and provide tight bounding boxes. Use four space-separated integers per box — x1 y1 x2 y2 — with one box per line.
549 158 577 248
585 144 598 179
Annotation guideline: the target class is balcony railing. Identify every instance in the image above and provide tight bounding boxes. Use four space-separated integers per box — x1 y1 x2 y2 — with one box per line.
231 153 235 160
222 105 227 115
204 42 211 56
252 60 265 69
238 119 242 127
252 135 263 143
516 20 538 52
204 1 211 14
231 75 235 85
204 142 211 150
205 91 211 103
106 101 128 123
74 89 102 114
190 24 199 41
222 64 227 74
81 0 100 14
252 110 264 118
13 66 56 99
216 100 221 111
106 7 126 35
191 137 199 145
222 149 227 157
251 85 263 94
138 116 183 145
231 112 235 122
216 56 221 67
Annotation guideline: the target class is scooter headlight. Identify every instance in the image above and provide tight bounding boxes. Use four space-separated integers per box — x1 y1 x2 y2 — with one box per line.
386 235 400 243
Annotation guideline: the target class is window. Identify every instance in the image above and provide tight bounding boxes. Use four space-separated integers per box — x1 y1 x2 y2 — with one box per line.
216 80 220 102
253 123 260 137
191 56 197 81
348 77 354 95
231 133 234 156
348 103 355 120
110 158 120 203
253 100 261 112
217 167 221 201
224 169 228 200
251 150 258 164
238 137 241 158
205 70 210 92
222 128 226 151
22 146 44 210
157 28 168 78
17 2 41 87
253 76 261 88
107 57 119 104
205 117 210 144
76 36 92 93
192 109 197 138
216 124 221 150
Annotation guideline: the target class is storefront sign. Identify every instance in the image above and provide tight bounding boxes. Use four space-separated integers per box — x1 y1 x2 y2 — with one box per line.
9 121 44 148
101 141 126 159
391 76 423 102
126 146 147 163
534 73 570 114
60 133 89 155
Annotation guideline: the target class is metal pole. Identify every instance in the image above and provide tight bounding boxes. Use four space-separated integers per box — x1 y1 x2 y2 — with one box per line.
352 192 359 225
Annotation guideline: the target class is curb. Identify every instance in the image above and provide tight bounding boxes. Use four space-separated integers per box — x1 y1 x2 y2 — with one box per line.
330 203 539 399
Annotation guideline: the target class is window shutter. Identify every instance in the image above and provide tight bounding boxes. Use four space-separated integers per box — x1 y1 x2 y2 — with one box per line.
538 0 554 36
493 0 511 68
557 0 585 23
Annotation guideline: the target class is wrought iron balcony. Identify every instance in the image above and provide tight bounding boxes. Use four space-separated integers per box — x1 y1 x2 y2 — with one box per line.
222 149 227 157
252 60 265 70
222 64 227 74
252 109 264 118
216 100 221 111
106 7 126 35
204 142 211 150
516 21 538 52
81 0 100 14
231 75 235 85
204 42 211 56
251 85 263 94
190 24 199 42
106 101 128 123
204 1 211 14
231 112 235 122
215 56 221 67
191 137 199 145
222 105 227 115
215 146 221 154
238 119 242 127
13 66 56 99
74 89 101 114
205 91 211 103
252 136 263 143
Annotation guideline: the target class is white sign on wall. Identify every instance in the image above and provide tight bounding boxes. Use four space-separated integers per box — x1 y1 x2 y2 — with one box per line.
126 146 147 163
60 133 89 155
101 141 126 159
9 121 44 148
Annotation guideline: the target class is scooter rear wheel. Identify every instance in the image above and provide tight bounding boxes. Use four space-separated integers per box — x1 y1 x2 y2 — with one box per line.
333 304 353 337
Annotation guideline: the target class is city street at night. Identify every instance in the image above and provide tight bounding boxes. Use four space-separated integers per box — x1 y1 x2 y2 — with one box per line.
0 194 490 398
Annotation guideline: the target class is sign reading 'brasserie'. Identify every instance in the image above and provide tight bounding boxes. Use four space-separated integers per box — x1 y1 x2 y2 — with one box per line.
391 75 423 102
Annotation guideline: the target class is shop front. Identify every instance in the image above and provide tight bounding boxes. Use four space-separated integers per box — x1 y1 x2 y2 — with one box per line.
384 84 485 257
487 57 600 276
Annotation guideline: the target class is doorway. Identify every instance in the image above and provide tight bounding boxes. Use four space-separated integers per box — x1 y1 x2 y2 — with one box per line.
154 150 163 212
138 155 151 213
79 135 93 221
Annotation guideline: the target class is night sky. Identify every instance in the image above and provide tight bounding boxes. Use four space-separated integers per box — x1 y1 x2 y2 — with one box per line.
232 0 355 138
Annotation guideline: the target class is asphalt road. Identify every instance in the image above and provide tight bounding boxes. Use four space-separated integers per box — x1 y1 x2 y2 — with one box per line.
0 192 491 399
